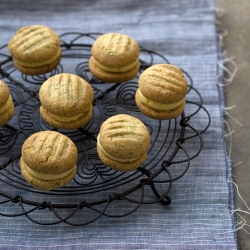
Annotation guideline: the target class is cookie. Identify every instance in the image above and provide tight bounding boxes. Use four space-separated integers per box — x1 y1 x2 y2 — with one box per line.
135 64 188 120
0 80 14 127
8 25 61 75
97 114 150 172
39 73 94 130
89 33 140 83
20 131 78 190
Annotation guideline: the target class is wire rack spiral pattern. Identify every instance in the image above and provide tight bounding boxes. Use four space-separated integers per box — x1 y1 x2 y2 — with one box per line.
0 32 211 225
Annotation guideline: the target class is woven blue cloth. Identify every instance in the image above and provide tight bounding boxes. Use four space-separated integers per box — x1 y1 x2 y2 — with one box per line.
0 0 237 249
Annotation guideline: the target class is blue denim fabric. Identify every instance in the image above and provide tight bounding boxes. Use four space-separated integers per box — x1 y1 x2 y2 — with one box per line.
0 0 237 249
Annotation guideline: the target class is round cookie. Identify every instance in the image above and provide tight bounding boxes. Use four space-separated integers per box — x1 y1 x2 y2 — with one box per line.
89 33 140 83
97 114 150 172
20 131 78 190
135 64 188 120
8 25 61 75
0 80 14 127
39 73 94 130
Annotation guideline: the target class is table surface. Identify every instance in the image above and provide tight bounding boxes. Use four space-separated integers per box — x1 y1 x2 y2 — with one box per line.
2 0 244 249
216 0 250 249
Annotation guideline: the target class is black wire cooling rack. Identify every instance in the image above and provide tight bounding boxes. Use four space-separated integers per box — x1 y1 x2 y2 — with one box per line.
0 32 211 226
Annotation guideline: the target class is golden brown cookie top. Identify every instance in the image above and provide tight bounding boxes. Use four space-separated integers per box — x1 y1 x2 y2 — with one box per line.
21 131 78 174
138 64 188 104
99 114 150 159
8 25 61 63
39 73 94 116
0 80 10 106
91 33 140 68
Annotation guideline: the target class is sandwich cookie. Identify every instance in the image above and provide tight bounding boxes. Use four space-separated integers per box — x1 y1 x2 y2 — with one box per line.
0 80 14 127
8 25 61 75
39 73 94 130
89 33 140 83
20 131 78 190
97 114 150 172
135 64 188 120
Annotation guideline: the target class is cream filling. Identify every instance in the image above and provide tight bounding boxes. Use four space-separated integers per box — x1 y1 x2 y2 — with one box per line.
97 134 139 163
0 95 12 115
47 110 84 123
93 57 138 73
138 89 185 111
14 49 61 68
24 162 75 181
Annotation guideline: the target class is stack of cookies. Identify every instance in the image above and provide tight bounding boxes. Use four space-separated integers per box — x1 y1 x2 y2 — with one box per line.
20 131 78 190
39 73 94 130
0 80 14 127
96 114 151 172
8 25 61 75
89 33 140 83
135 64 188 120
